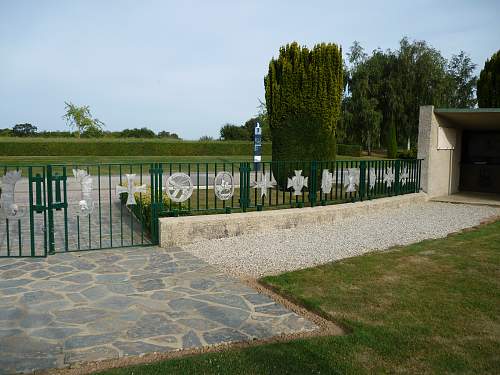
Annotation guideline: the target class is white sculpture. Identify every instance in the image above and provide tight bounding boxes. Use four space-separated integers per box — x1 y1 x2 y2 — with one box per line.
0 170 25 218
116 174 147 205
321 169 333 193
399 166 409 185
165 173 193 203
383 168 395 187
214 171 234 201
343 168 359 193
287 170 308 196
73 169 94 216
252 171 276 198
369 168 377 190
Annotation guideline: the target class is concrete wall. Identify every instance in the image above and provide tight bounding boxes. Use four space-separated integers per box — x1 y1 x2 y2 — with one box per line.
160 193 428 248
417 106 461 198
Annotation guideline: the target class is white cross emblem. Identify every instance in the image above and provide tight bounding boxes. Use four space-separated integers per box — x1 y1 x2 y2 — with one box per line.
116 174 147 205
343 168 359 193
369 168 377 189
399 167 409 185
321 169 334 193
383 168 395 187
287 170 308 196
252 172 276 198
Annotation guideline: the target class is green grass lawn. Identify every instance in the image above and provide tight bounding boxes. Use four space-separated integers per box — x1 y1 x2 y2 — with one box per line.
98 220 500 375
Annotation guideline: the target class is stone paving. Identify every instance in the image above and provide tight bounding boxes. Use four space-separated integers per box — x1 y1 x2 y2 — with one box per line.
0 246 317 374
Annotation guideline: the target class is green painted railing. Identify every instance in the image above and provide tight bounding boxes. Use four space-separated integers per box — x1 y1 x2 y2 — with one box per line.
0 159 421 258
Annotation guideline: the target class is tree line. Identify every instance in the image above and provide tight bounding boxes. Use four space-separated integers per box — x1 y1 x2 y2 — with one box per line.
340 38 479 157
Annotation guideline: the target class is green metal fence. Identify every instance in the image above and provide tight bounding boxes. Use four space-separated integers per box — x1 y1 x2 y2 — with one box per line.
0 159 421 258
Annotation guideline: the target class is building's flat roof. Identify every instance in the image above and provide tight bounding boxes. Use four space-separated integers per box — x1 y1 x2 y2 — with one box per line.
434 108 500 130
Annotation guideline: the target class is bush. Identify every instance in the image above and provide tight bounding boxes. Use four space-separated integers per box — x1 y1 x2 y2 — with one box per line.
477 50 500 107
0 138 272 157
397 148 417 159
337 144 362 157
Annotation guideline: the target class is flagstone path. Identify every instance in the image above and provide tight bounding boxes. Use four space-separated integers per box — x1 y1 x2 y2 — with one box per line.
0 246 316 374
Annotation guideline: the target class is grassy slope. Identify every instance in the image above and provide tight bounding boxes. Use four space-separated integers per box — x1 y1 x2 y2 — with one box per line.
99 220 500 374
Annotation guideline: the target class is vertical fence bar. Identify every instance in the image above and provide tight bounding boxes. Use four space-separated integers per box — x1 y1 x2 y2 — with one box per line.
28 167 35 257
46 165 55 255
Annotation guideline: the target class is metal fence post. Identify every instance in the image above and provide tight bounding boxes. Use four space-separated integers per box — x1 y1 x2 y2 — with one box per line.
309 160 317 207
359 160 366 201
395 159 401 195
46 165 56 255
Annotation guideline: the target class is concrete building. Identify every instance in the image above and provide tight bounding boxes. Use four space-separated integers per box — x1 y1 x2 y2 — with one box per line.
417 106 500 203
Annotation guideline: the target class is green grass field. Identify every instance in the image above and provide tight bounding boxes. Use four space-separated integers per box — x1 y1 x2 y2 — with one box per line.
98 220 500 374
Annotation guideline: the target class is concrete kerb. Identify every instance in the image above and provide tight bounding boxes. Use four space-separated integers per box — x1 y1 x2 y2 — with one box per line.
159 193 429 248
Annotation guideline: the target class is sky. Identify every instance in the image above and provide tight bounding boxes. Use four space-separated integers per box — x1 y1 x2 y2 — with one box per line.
1 0 499 139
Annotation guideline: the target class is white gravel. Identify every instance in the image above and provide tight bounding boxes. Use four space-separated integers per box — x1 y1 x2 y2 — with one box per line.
185 202 500 278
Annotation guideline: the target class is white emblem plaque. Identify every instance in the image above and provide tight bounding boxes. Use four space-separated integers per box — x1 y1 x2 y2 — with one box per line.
252 172 276 198
287 170 308 196
165 173 193 203
214 171 234 201
116 174 147 206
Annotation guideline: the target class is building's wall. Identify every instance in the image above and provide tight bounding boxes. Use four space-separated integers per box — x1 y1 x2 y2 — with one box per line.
417 106 460 197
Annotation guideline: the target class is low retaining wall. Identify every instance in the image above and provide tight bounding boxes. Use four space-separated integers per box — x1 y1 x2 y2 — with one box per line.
159 193 428 248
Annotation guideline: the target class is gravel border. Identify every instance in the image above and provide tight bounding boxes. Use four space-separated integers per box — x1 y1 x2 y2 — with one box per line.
185 202 500 278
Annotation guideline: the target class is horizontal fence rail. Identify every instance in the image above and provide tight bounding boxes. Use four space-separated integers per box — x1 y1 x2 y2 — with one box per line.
0 159 422 258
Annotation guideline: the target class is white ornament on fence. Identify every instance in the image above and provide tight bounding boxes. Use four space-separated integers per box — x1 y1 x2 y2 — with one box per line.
369 168 377 190
287 170 308 196
252 171 276 198
165 173 193 203
399 167 409 185
214 171 234 200
383 168 395 187
321 169 334 193
73 169 95 216
116 174 147 206
343 168 359 193
0 170 26 219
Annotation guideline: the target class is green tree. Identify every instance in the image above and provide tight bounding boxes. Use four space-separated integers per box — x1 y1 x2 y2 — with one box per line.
477 50 500 107
12 123 37 137
120 127 156 138
264 42 343 162
62 102 105 138
447 51 477 108
219 123 249 140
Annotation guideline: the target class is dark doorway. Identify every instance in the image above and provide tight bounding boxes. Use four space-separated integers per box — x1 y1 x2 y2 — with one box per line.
460 131 500 193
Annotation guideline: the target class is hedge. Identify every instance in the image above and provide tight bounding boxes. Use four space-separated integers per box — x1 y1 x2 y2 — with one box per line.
0 138 272 157
0 138 361 158
337 144 362 157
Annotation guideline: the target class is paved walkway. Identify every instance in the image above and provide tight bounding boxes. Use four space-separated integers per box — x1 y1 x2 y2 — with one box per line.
0 246 316 374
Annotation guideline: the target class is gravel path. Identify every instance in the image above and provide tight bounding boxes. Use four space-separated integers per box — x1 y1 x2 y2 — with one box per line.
185 202 500 278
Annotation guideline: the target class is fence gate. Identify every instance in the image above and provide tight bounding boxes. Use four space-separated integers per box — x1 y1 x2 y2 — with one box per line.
0 163 162 258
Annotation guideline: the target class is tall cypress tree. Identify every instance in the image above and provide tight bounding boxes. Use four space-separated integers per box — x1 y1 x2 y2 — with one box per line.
477 50 500 107
264 42 343 163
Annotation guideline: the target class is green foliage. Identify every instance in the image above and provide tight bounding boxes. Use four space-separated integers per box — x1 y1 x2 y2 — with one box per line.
387 118 398 158
447 51 477 108
219 123 249 140
337 143 362 157
477 50 500 107
12 123 37 137
341 38 478 152
264 42 343 162
397 148 417 159
62 101 105 138
198 135 214 141
120 127 156 138
157 131 180 139
0 138 272 156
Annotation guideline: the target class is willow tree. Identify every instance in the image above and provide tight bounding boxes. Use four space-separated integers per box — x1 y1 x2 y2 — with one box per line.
264 42 343 163
477 50 500 108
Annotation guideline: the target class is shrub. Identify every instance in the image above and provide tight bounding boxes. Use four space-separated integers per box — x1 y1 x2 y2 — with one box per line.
0 138 272 157
477 50 500 107
397 148 417 159
337 144 362 157
265 42 343 186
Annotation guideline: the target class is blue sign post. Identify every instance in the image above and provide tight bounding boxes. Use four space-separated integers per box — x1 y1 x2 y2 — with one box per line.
254 122 262 171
